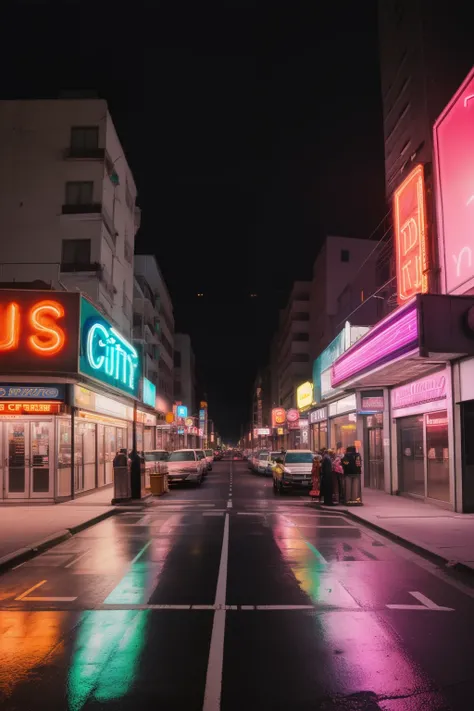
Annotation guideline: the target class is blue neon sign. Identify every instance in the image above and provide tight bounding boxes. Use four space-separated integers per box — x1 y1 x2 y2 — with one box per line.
177 405 188 419
142 377 156 408
79 297 140 398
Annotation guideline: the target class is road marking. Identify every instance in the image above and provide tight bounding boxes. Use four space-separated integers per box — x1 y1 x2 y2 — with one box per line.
203 512 229 711
387 591 454 611
130 540 152 565
65 550 89 568
237 512 264 516
15 579 77 602
255 605 315 611
15 580 47 600
203 512 225 517
227 500 233 508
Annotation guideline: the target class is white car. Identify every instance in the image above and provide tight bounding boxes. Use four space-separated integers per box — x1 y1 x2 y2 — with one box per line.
204 449 214 471
251 449 269 473
167 449 206 485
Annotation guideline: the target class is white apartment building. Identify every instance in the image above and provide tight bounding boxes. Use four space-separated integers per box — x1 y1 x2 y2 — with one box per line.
133 255 174 410
0 98 140 337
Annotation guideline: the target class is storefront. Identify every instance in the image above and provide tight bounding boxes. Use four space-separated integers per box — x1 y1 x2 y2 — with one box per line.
309 406 328 451
328 394 357 453
330 294 474 509
391 372 450 504
359 391 385 490
0 290 146 503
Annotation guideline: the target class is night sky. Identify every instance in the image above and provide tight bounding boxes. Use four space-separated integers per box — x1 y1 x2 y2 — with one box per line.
1 3 385 440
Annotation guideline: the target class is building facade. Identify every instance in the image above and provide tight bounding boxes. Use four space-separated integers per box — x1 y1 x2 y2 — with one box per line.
133 255 174 409
0 98 140 338
173 334 197 417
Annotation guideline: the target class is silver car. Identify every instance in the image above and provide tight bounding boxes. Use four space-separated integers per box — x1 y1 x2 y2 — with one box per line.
167 449 206 485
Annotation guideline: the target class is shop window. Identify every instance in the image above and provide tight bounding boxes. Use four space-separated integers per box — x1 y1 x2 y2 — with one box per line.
57 420 72 497
426 410 449 502
330 413 357 454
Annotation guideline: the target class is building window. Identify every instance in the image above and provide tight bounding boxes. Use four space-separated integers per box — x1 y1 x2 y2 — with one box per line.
65 181 93 205
292 332 309 341
292 353 309 362
341 249 350 262
293 312 309 321
174 351 181 367
70 127 99 152
61 239 92 270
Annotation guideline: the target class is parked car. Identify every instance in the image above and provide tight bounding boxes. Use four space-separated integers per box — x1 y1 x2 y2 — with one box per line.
167 449 206 485
143 450 169 489
204 449 214 470
259 451 282 477
195 449 209 475
251 449 269 473
214 450 223 461
272 450 314 493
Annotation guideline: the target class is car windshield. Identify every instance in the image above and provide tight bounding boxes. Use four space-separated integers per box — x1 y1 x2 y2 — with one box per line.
205 450 213 456
270 452 281 460
258 452 269 460
144 451 169 462
285 452 314 464
168 451 195 462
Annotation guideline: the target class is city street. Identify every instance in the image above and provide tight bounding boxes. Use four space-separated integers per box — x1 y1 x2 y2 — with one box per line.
1 458 474 710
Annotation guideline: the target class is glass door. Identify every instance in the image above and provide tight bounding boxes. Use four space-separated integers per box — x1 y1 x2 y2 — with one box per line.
4 421 53 498
30 421 53 497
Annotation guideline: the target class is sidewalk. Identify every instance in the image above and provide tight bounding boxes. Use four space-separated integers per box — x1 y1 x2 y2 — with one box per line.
0 487 116 572
339 488 474 573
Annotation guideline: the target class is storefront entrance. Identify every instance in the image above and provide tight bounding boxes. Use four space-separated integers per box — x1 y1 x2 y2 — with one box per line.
397 411 450 502
364 414 384 490
1 420 53 499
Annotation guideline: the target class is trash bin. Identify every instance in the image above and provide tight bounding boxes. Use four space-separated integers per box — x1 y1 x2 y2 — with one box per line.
113 466 131 500
163 474 169 493
150 473 165 496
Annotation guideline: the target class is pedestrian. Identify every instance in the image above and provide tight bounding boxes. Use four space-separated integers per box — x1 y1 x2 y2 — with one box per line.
310 454 322 501
320 448 334 505
329 449 344 504
341 445 362 504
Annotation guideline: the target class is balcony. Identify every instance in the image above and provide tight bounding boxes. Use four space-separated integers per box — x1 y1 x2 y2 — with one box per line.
99 266 116 300
60 261 101 274
62 203 102 215
124 240 133 264
64 147 105 161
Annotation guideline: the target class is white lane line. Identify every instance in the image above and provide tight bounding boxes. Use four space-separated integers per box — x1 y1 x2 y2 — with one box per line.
241 605 254 610
130 540 152 565
227 501 233 509
237 512 264 516
65 550 90 568
15 580 47 600
387 591 454 612
203 512 225 517
15 579 77 603
203 512 229 711
255 605 315 611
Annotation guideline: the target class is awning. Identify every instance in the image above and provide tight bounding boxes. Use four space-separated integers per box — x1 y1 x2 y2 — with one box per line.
331 293 474 390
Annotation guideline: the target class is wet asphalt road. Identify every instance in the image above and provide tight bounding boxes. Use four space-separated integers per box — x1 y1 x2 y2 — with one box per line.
2 459 474 709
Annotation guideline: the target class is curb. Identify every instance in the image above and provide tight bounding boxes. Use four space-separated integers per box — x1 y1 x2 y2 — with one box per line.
0 509 117 576
311 503 474 578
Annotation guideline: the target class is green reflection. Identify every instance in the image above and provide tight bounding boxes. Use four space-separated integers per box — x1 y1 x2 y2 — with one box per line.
104 570 150 605
68 610 148 710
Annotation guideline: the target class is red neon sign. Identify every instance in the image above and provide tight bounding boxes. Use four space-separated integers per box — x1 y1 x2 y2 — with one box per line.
0 300 66 356
0 401 61 415
434 67 474 294
394 164 428 305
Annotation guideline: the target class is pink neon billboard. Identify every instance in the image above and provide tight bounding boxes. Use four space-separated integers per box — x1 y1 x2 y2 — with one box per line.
434 67 474 295
331 303 419 387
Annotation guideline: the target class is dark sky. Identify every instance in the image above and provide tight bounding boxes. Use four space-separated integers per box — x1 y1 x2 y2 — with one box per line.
1 3 385 441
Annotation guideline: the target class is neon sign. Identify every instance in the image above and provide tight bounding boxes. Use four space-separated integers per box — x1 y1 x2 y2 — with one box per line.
394 165 428 305
272 407 286 427
0 300 66 356
331 302 419 387
434 67 474 295
296 381 313 410
177 405 188 418
79 297 141 397
0 401 61 414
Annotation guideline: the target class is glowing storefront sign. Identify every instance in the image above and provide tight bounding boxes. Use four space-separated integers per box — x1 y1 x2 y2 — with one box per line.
331 302 419 387
434 67 474 295
177 405 188 418
0 401 61 414
272 407 286 427
394 164 428 304
391 373 447 410
80 297 140 397
286 408 299 422
297 381 313 410
0 385 64 399
142 377 156 408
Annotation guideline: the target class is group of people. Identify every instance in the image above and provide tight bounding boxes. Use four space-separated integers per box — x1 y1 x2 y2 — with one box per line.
311 446 361 505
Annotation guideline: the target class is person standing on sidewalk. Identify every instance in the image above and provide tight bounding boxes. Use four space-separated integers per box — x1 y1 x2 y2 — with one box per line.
310 454 322 501
320 448 334 506
329 449 344 504
341 445 362 504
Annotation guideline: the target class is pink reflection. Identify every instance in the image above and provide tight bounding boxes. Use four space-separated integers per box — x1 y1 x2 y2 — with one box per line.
319 612 430 698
